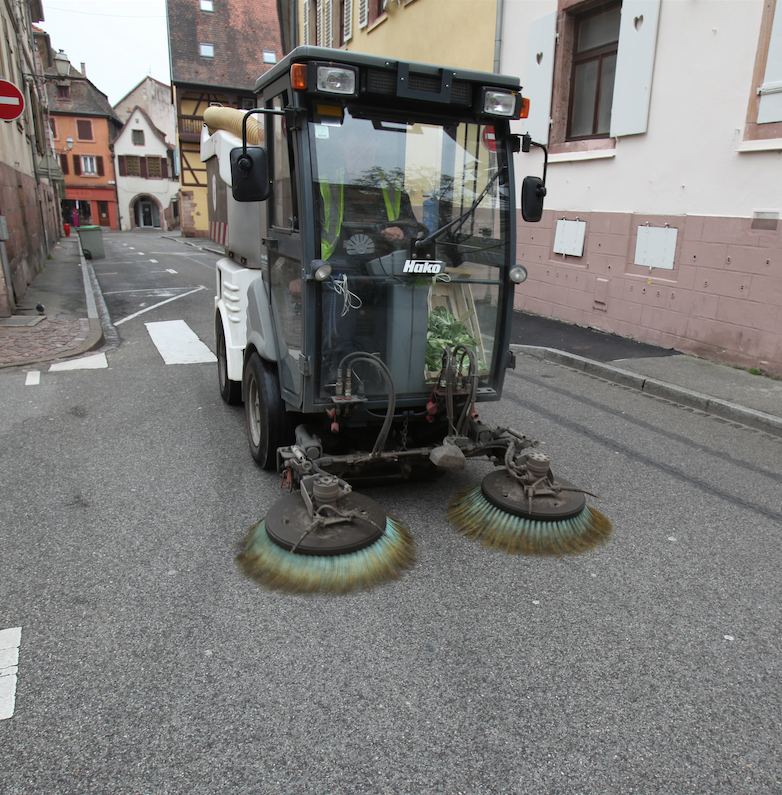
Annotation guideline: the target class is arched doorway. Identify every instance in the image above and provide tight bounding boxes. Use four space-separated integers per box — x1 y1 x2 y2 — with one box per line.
133 196 161 228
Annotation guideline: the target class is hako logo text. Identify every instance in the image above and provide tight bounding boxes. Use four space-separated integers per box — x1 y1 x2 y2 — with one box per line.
403 259 443 274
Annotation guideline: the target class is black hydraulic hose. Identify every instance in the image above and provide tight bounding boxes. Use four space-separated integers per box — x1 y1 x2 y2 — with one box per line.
337 352 397 456
451 344 479 436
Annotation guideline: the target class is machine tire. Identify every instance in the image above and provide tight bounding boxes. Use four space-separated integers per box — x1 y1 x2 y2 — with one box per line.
244 352 289 469
216 317 242 405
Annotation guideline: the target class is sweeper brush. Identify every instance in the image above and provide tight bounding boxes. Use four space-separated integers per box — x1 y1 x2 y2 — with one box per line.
447 453 613 556
237 475 416 594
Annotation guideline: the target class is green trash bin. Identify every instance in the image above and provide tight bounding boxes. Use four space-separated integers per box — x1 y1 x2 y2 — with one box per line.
76 225 105 259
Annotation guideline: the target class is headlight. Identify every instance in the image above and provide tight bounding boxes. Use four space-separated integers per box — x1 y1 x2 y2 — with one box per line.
482 89 520 118
316 66 356 95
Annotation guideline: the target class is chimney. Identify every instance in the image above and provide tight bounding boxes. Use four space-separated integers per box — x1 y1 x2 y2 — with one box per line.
80 62 86 76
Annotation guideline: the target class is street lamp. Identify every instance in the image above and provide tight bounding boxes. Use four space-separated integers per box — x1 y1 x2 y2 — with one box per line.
24 50 71 84
53 50 70 78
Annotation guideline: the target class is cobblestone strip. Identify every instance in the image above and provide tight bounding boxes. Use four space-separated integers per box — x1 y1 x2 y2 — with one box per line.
0 318 91 367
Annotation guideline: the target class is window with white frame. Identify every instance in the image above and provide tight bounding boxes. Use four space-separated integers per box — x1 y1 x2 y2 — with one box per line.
262 50 277 63
81 155 97 175
200 42 215 58
745 0 782 139
523 0 660 150
200 0 214 10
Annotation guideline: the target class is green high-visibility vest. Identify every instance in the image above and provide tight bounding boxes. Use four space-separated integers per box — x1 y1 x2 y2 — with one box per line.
319 172 402 260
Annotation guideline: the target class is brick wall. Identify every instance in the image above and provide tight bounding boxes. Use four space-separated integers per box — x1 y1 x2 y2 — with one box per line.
515 210 782 377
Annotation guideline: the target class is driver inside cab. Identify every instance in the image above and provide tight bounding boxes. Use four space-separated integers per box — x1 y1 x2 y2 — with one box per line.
313 117 421 264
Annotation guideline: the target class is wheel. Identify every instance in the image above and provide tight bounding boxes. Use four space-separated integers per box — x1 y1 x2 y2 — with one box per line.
243 352 291 469
216 317 242 405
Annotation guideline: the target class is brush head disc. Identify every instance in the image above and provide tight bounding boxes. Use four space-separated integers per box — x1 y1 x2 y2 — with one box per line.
480 469 586 521
237 512 416 594
264 490 386 555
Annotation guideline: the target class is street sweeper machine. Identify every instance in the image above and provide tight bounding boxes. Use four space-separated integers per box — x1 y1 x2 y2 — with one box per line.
201 46 612 593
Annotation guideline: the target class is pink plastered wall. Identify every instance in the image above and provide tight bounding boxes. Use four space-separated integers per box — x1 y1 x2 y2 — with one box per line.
514 210 782 377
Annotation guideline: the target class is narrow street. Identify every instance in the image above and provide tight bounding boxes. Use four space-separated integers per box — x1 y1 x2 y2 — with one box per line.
1 231 781 794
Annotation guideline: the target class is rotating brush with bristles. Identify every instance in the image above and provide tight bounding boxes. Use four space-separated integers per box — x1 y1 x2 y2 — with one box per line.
238 516 415 594
237 482 416 594
447 467 613 556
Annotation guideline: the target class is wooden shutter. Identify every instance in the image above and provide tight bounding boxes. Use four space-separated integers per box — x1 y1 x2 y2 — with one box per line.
302 0 309 45
610 0 661 137
316 0 324 46
343 0 353 43
161 157 169 179
140 157 148 178
76 119 92 140
96 156 104 176
73 155 81 175
324 0 333 47
118 155 126 176
522 13 557 145
758 0 782 123
358 0 367 29
60 153 69 175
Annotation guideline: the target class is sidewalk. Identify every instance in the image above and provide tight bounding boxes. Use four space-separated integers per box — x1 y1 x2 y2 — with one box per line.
1 231 780 437
0 235 103 368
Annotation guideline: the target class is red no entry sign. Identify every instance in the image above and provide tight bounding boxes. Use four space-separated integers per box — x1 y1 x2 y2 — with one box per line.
482 125 496 153
0 79 25 122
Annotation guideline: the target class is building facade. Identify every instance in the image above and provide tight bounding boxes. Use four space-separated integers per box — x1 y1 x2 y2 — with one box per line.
166 0 282 237
43 55 123 231
504 0 782 376
114 76 177 146
295 0 498 71
0 1 60 316
114 107 180 231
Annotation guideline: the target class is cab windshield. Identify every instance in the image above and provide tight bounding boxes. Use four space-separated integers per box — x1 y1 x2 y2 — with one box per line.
309 108 511 398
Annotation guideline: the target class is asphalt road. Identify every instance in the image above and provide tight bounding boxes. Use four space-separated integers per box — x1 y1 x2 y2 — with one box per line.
2 231 781 794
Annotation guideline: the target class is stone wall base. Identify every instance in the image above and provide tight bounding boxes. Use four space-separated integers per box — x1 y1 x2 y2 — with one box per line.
0 162 58 317
515 210 782 377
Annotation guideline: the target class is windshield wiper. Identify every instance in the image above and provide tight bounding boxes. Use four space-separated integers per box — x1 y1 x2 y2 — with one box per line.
414 166 505 257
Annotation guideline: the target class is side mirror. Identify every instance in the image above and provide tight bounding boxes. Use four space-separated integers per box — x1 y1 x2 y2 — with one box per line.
230 146 270 202
521 176 546 223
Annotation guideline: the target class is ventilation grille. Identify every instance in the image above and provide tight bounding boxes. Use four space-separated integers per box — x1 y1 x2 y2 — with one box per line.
365 68 471 105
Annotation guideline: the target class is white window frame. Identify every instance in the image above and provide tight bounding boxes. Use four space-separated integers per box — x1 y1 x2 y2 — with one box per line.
200 0 214 10
200 43 215 58
81 155 97 175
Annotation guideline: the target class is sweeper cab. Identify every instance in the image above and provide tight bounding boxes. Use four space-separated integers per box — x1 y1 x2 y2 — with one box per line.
201 47 610 593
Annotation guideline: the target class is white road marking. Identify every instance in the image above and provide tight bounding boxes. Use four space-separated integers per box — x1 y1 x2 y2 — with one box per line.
0 626 21 721
114 285 207 326
166 268 177 274
145 320 216 364
149 259 158 263
25 371 40 386
49 353 108 371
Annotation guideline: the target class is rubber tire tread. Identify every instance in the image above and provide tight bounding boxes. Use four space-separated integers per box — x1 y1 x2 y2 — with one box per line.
243 352 291 469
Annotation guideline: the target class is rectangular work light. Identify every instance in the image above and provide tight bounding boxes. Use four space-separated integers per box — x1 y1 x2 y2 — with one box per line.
480 88 523 119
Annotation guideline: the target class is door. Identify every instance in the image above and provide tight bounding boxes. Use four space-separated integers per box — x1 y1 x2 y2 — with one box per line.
265 92 303 403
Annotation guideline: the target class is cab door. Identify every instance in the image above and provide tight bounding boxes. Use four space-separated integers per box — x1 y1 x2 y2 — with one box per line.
265 92 304 406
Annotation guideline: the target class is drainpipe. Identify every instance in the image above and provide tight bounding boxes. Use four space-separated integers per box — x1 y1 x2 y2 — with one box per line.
493 0 504 73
